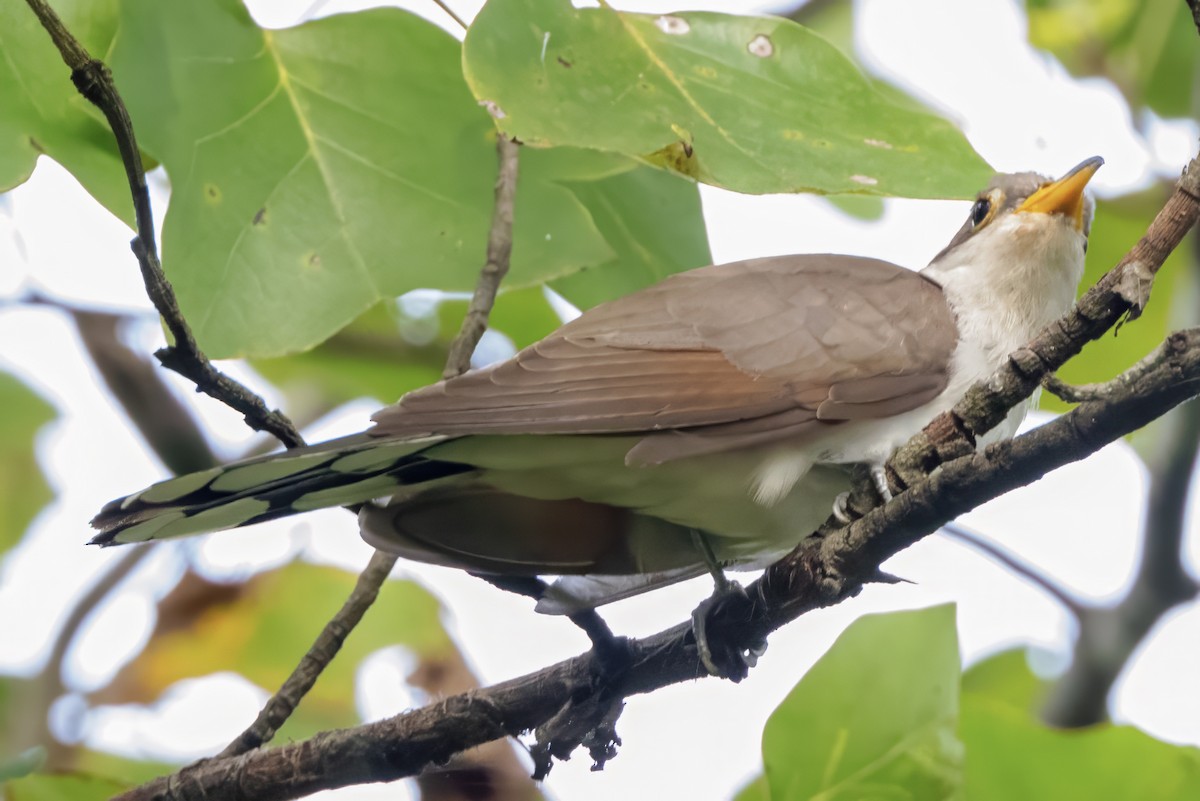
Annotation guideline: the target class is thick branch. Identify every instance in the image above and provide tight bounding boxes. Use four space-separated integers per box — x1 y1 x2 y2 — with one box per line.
111 327 1200 800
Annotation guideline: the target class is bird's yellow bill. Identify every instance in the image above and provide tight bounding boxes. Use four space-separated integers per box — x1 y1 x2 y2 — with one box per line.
1017 156 1104 230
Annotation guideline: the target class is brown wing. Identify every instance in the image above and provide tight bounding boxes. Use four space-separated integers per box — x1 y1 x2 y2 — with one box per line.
371 255 957 453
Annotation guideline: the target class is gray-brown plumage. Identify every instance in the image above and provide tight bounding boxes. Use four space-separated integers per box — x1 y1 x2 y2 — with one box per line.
92 158 1102 611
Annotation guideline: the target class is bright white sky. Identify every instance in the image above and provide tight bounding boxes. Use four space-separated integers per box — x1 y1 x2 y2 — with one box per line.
1 1 1199 799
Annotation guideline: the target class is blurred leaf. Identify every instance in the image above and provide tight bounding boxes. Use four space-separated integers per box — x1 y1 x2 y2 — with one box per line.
961 648 1047 714
71 750 175 787
253 301 449 411
1047 189 1194 413
762 605 962 801
0 748 46 782
254 284 565 413
962 695 1200 800
0 0 132 225
108 0 629 358
732 774 770 801
3 773 128 801
101 562 451 740
464 0 992 198
0 372 56 555
549 163 712 309
1027 0 1198 118
821 194 886 221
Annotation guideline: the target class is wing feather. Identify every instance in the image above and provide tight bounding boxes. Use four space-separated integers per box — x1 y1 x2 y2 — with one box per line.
371 255 957 448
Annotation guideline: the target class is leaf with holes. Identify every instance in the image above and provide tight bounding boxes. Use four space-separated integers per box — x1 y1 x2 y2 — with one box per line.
464 0 991 198
107 0 627 358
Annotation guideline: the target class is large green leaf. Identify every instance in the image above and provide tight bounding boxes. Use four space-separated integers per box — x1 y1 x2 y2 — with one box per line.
105 562 451 741
107 1 637 358
1027 0 1198 119
0 0 131 224
762 605 963 801
962 696 1200 800
464 0 992 198
0 373 56 555
549 161 712 309
960 648 1047 715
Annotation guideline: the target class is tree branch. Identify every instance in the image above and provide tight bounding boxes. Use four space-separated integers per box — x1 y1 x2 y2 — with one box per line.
443 136 521 379
939 522 1090 619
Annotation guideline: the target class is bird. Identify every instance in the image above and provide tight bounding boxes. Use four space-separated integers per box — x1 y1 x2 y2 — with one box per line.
92 157 1102 619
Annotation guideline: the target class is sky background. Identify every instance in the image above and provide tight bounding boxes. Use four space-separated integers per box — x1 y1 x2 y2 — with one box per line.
1 0 1198 799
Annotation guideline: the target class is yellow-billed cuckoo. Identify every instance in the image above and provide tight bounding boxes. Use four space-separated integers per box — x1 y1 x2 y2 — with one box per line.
93 158 1102 615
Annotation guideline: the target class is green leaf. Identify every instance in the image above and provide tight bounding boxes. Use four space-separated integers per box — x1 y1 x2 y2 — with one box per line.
732 774 770 801
762 605 963 801
0 748 46 783
1027 0 1198 119
549 162 712 309
464 0 992 198
0 372 56 555
960 648 1047 714
0 0 132 225
3 773 129 801
1047 189 1194 413
254 283 566 414
108 1 622 358
962 696 1200 801
111 562 452 740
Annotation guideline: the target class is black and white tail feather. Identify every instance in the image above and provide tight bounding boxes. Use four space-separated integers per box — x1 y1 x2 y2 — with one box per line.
90 435 470 546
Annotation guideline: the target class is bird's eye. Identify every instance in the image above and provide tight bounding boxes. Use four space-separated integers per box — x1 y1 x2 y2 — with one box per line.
970 198 991 227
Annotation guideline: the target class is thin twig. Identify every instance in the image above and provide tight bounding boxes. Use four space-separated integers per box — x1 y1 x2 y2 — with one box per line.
939 521 1090 619
1041 337 1182 403
216 549 397 757
429 0 470 31
24 0 304 450
220 132 522 758
443 136 521 378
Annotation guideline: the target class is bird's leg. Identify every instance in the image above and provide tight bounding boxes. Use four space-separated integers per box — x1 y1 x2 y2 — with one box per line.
471 573 631 680
688 530 766 682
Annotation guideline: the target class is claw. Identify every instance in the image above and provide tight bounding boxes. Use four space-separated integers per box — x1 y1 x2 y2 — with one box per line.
832 491 853 524
870 465 893 503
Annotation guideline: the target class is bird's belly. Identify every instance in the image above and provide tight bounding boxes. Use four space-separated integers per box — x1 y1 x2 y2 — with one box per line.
427 434 851 563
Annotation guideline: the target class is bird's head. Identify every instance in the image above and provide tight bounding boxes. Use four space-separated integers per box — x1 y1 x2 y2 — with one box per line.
923 157 1103 335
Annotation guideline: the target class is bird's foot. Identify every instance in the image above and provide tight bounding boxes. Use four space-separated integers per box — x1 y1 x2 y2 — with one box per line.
832 491 854 524
870 464 894 503
690 580 766 682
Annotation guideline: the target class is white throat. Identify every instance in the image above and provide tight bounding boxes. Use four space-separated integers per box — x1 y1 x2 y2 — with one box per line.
921 211 1088 365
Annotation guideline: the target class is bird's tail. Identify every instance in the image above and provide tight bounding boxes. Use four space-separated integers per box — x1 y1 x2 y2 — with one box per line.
91 434 471 546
